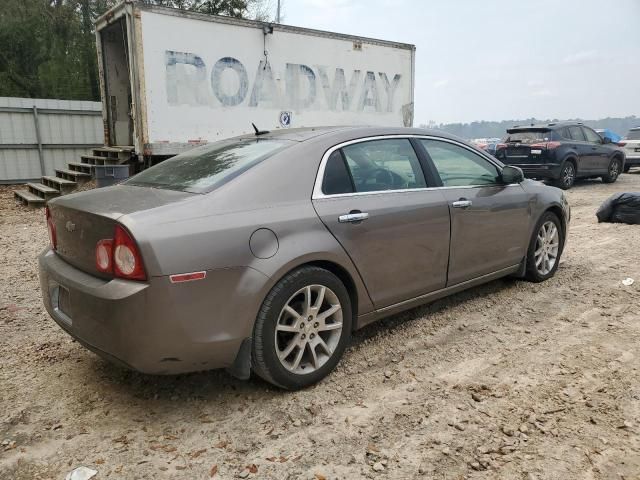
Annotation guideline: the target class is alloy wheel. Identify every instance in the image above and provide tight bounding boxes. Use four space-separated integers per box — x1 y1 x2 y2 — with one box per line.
609 160 620 180
534 221 560 275
562 164 575 187
275 285 343 374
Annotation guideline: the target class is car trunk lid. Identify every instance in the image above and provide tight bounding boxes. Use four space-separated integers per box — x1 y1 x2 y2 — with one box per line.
501 128 555 164
48 185 194 278
620 138 640 156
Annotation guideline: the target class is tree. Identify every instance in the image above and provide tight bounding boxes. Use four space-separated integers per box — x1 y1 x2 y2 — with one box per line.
0 0 273 100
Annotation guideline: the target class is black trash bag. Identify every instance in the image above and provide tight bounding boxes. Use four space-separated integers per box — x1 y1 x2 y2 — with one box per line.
596 192 640 224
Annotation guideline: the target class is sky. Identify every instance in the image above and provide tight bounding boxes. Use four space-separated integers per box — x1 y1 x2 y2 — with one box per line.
283 0 640 125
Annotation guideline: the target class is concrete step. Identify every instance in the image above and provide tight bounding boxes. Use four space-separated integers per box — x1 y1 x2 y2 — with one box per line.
68 162 95 174
14 190 46 207
95 145 134 153
93 146 134 163
27 182 60 200
42 175 76 194
81 155 121 166
55 168 91 182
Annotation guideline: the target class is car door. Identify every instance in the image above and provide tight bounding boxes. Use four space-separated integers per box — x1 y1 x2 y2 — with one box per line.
312 137 451 309
418 138 531 286
565 125 594 174
582 126 610 173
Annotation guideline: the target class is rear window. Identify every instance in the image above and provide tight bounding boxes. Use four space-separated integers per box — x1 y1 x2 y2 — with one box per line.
626 129 640 140
504 130 553 144
125 138 292 193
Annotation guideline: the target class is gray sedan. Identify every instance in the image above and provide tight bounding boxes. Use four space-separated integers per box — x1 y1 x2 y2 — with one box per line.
39 127 570 389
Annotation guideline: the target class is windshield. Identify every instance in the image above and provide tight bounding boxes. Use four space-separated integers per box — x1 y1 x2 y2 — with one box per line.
125 138 292 193
504 130 553 144
626 129 640 140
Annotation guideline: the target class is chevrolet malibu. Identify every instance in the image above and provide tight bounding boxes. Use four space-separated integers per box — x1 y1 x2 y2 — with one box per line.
39 127 570 390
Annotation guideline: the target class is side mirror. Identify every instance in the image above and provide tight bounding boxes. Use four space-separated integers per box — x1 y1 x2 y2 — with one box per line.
501 165 524 184
602 136 612 144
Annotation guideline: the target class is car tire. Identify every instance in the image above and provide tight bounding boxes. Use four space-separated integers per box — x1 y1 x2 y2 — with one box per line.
252 266 352 390
553 161 576 190
623 164 631 173
525 211 564 283
602 157 622 183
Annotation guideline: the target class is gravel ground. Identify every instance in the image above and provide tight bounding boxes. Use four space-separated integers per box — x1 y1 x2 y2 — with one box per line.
1 174 639 480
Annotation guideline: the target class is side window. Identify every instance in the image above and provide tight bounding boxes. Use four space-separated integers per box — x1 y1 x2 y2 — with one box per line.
322 150 354 195
420 139 500 187
582 127 602 144
568 126 585 141
341 139 427 193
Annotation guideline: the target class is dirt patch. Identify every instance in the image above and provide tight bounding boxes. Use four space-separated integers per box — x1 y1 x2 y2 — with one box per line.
1 175 640 479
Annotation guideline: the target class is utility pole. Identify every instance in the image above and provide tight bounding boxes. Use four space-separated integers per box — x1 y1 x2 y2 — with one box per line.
276 0 281 23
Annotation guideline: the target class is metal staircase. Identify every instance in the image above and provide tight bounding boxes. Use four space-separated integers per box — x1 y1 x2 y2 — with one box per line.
14 146 133 207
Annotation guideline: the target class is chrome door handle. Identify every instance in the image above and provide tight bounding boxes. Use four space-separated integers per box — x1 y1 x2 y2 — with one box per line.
338 212 369 223
452 200 472 208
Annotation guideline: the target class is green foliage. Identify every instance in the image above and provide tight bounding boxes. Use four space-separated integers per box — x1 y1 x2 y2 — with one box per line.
0 0 255 100
144 0 249 17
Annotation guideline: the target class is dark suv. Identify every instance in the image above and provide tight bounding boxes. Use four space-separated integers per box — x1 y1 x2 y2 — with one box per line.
494 122 626 189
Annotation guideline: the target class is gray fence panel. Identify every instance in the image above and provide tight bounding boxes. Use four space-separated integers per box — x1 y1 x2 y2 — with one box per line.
0 97 104 182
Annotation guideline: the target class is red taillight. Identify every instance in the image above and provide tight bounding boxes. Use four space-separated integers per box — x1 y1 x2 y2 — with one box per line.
531 141 562 150
114 225 146 280
45 206 56 250
95 225 146 281
618 142 627 147
95 239 113 273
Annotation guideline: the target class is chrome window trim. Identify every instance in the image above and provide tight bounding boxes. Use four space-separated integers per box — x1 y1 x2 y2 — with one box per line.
312 134 511 200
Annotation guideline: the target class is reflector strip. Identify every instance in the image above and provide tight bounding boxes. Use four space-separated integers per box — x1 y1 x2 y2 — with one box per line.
170 271 207 283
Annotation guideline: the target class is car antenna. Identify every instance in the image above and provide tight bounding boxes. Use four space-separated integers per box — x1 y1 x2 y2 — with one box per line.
252 123 270 136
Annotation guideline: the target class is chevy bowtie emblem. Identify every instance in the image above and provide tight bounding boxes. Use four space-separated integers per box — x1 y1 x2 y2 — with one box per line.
65 221 76 232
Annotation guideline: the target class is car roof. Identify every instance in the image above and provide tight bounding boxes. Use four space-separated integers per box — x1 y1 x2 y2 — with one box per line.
507 121 589 132
234 125 467 144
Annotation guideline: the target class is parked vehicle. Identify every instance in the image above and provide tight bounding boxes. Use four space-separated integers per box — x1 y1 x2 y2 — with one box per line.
471 138 501 156
39 127 570 389
495 122 626 189
484 138 503 156
595 128 622 144
95 2 415 163
618 127 640 172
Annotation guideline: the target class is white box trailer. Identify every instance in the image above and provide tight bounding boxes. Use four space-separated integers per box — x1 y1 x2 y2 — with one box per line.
95 1 415 160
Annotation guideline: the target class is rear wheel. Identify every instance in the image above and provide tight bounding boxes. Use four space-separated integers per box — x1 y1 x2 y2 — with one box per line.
252 266 352 390
553 161 575 190
525 212 564 282
602 157 622 183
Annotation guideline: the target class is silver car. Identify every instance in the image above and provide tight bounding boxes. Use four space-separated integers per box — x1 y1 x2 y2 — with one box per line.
39 127 570 389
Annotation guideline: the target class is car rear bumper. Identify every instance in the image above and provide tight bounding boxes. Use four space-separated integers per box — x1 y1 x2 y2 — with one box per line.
513 163 562 180
624 156 640 165
39 248 268 374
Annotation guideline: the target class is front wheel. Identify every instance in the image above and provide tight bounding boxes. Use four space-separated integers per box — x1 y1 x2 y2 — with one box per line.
252 266 352 390
553 162 575 190
525 212 564 282
602 158 621 183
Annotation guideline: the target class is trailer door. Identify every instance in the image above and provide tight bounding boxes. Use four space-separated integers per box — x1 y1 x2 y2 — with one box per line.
100 17 133 147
